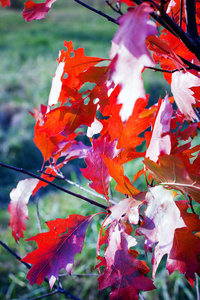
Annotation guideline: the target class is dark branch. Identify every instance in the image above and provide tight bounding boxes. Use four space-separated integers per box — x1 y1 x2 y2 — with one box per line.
0 240 81 300
73 0 118 24
185 0 198 38
133 0 200 61
0 162 108 210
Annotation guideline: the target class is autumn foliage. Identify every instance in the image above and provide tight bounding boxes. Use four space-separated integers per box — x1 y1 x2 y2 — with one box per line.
2 0 200 299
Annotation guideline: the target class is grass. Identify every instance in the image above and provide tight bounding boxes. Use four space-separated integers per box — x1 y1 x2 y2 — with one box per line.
0 1 198 299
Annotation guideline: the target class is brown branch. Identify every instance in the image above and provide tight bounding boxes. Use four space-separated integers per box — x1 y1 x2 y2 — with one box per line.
0 162 108 210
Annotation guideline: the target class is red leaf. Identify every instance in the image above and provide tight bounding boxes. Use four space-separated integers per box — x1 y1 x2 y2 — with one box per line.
22 214 95 288
8 178 39 243
146 95 173 162
39 102 96 138
22 0 57 21
144 154 200 204
81 135 118 198
97 221 155 299
171 70 200 120
167 201 200 285
136 186 186 278
0 0 10 7
108 3 157 121
103 156 140 196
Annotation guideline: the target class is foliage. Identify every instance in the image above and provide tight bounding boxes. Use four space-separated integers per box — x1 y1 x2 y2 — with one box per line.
1 0 200 299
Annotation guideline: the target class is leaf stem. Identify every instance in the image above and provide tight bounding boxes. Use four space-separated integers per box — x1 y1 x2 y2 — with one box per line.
0 162 108 210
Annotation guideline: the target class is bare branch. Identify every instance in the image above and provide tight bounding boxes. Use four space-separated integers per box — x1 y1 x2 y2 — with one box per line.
73 0 118 24
39 169 117 205
0 162 108 210
0 241 81 300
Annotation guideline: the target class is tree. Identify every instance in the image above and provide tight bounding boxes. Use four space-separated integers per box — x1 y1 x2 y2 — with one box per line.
1 0 200 299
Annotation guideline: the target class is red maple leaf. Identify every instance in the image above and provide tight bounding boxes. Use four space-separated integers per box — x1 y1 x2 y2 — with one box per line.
22 0 57 21
22 214 95 288
96 221 155 300
108 3 157 121
8 178 39 243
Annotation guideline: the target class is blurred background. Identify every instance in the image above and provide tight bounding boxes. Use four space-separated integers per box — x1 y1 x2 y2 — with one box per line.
0 1 195 299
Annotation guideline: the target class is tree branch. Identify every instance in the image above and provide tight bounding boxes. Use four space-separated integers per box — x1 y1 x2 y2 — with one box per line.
185 0 198 38
0 240 81 300
133 0 200 61
0 162 108 210
73 0 118 24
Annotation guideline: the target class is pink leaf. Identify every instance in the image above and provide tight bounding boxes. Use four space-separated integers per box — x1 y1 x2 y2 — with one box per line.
146 95 173 162
22 214 95 288
171 70 200 121
108 3 157 121
8 178 39 243
97 221 155 299
136 185 186 278
22 0 57 21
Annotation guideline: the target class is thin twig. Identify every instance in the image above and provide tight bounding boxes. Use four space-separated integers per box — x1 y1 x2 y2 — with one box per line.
28 290 58 300
39 169 117 205
105 0 123 15
35 196 42 233
0 162 108 210
179 0 183 28
196 273 200 300
0 241 81 300
59 272 99 277
73 0 118 24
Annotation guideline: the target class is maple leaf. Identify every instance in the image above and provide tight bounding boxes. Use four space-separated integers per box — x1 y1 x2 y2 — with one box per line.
146 95 173 162
0 0 10 7
96 221 155 300
171 70 200 121
22 0 57 21
144 154 200 204
167 200 200 285
81 135 118 199
22 214 95 288
108 3 157 121
136 185 186 278
8 178 39 243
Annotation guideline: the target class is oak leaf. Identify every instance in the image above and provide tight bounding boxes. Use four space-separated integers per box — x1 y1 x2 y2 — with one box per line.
97 221 155 299
167 201 200 285
81 135 118 198
22 214 95 288
8 178 39 243
144 154 200 204
171 70 200 121
108 3 157 121
22 0 57 21
146 95 173 162
136 185 186 277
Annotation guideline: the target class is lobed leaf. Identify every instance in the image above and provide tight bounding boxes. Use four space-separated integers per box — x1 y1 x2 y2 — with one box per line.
22 214 95 288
